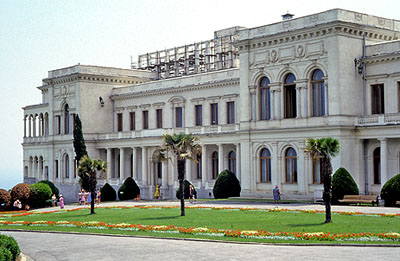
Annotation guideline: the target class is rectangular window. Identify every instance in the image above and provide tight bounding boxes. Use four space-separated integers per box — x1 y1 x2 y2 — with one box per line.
195 105 202 126
143 111 149 129
117 113 123 132
398 82 400 112
130 112 136 131
175 107 182 128
211 103 218 125
371 84 384 114
156 109 163 128
55 160 59 178
227 101 235 124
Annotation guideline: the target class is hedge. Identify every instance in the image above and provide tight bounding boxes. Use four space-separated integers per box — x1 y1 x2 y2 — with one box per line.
213 170 241 199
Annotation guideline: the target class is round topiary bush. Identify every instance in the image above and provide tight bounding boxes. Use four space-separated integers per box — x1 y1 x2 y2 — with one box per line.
0 189 11 211
213 169 241 199
29 183 52 208
332 167 359 204
11 183 30 207
100 183 116 202
381 173 400 207
38 180 59 198
176 180 197 199
0 246 12 261
118 177 140 200
0 234 20 261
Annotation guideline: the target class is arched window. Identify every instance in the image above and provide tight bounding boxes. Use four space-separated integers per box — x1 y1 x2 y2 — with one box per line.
196 153 202 179
284 73 296 118
373 147 381 184
311 69 325 116
64 104 70 134
212 151 218 179
312 153 323 184
260 148 271 183
228 151 236 174
259 77 271 120
65 154 69 179
285 148 297 183
156 162 162 179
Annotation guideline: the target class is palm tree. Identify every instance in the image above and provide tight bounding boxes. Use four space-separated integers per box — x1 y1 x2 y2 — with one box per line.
305 137 340 223
153 134 201 216
78 155 107 214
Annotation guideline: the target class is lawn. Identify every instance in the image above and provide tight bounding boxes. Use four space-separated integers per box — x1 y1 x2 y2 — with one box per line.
0 206 399 244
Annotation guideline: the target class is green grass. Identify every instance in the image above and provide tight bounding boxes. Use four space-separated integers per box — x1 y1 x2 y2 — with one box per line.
1 207 399 244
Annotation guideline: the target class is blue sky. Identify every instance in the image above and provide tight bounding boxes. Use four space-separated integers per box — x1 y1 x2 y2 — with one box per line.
0 0 399 190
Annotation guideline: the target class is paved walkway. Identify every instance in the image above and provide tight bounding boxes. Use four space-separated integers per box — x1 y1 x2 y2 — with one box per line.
3 231 400 261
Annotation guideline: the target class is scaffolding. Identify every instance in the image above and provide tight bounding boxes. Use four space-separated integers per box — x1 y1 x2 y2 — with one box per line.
132 27 243 79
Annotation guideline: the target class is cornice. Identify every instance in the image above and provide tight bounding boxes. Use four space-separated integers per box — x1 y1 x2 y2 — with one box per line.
237 21 398 52
363 52 400 65
42 73 145 86
110 78 240 101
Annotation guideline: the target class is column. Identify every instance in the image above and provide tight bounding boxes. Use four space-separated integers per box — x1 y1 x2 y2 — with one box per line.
270 90 275 120
142 146 148 185
302 87 308 118
106 148 112 180
23 117 27 137
38 117 42 137
323 77 329 116
296 87 301 118
33 116 36 137
162 160 168 187
69 153 74 184
380 138 388 188
28 117 32 137
120 148 125 183
276 89 281 120
201 145 207 187
132 147 137 180
236 143 241 182
186 160 192 181
240 140 251 193
271 142 279 186
218 144 224 173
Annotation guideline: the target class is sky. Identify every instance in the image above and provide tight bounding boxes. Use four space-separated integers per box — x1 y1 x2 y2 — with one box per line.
1 0 399 190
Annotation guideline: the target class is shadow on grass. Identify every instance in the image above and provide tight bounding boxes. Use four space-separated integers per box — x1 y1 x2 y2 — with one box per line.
141 215 181 220
288 222 327 227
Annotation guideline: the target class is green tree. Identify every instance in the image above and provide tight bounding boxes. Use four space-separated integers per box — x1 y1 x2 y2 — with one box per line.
78 155 107 214
73 114 89 190
153 134 201 216
305 137 340 223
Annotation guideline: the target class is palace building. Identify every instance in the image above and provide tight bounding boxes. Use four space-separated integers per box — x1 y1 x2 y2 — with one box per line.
22 9 400 202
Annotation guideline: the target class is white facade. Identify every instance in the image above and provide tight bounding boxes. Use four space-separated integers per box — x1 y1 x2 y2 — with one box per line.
22 9 400 201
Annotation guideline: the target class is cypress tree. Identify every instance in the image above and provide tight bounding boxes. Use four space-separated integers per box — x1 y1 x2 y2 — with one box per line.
73 114 89 190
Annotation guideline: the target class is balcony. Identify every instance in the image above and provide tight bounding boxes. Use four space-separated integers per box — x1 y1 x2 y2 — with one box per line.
358 113 400 126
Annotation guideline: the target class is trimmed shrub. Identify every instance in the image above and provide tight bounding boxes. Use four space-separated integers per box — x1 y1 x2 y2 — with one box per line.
118 177 140 200
381 173 400 207
100 183 116 202
213 170 241 199
10 183 30 207
176 180 197 199
332 167 359 204
29 183 52 208
38 180 59 198
0 189 11 211
0 234 20 261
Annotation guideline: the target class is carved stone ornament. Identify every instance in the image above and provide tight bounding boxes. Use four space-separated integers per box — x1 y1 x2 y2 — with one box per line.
297 45 305 58
270 50 278 62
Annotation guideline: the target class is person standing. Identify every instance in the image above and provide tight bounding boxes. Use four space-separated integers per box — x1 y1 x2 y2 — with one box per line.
59 194 64 209
154 185 160 200
273 185 280 204
51 194 56 207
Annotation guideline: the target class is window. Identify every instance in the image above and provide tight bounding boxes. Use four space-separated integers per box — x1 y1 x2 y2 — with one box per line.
373 147 381 184
260 148 271 183
156 109 163 128
259 77 271 120
73 160 77 178
212 151 218 179
143 111 149 129
117 113 123 132
64 104 70 134
175 107 183 128
211 103 218 125
55 160 59 179
195 105 202 126
227 102 235 124
130 112 135 131
398 83 400 112
157 162 162 179
371 84 384 114
196 153 202 179
228 151 236 175
311 69 325 116
65 154 69 178
312 154 323 184
55 116 61 135
284 73 297 119
285 148 297 183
